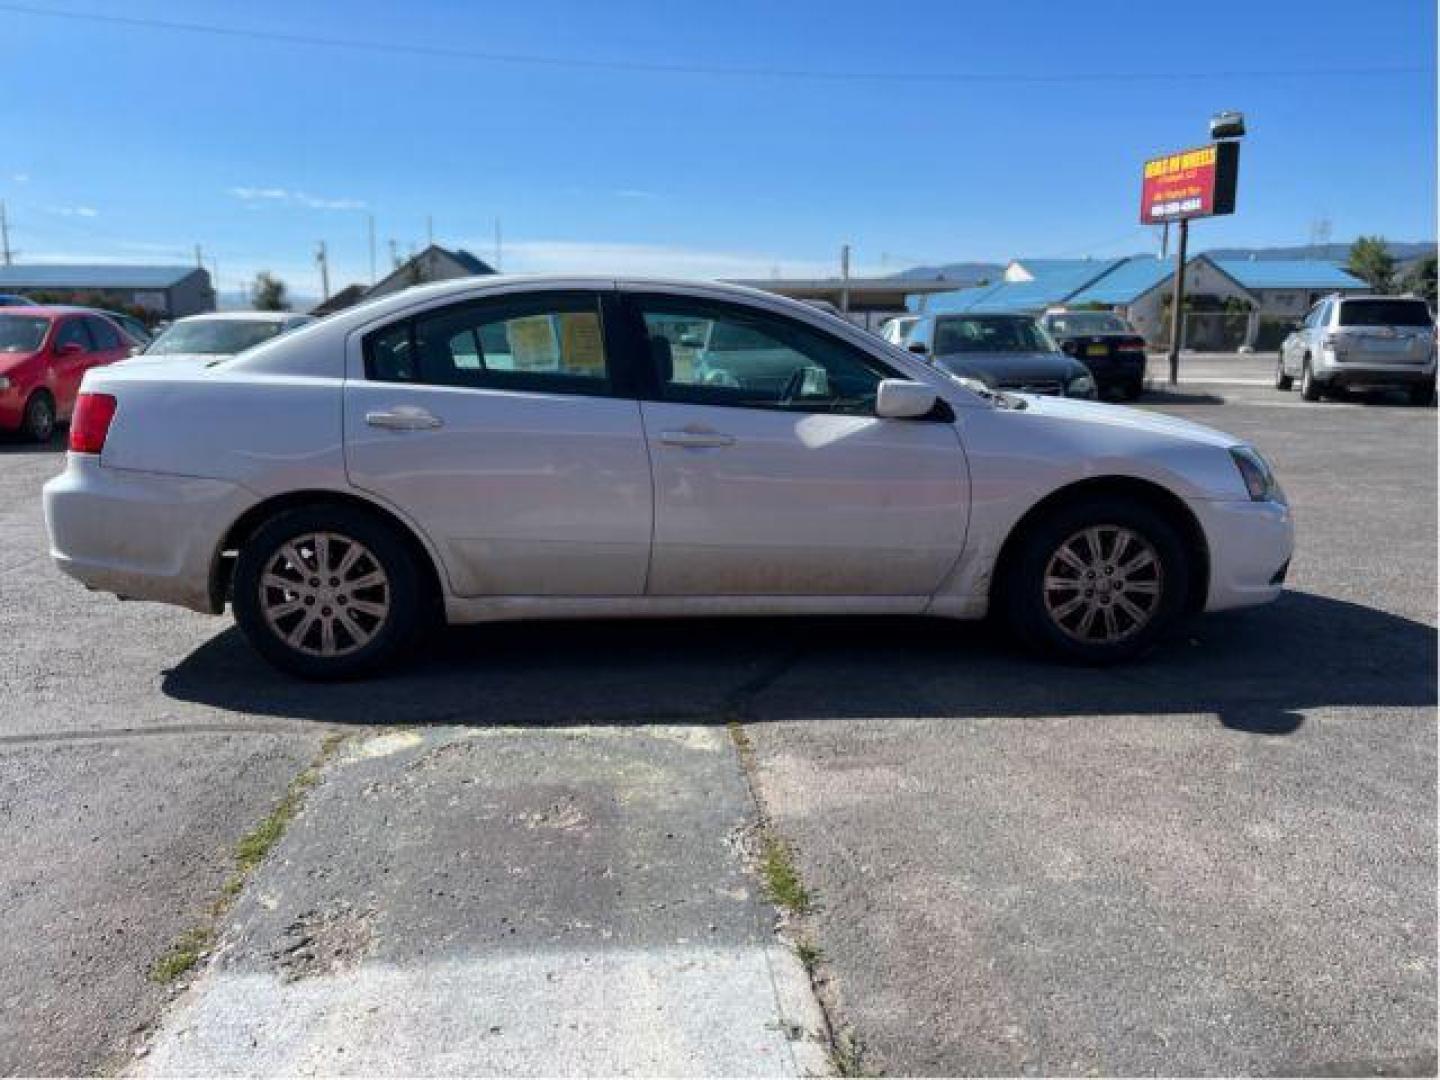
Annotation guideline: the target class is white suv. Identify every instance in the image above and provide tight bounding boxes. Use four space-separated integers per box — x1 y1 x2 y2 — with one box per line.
1277 294 1436 404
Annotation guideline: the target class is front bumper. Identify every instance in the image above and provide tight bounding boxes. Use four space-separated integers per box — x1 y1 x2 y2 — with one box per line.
1191 497 1295 612
43 455 252 614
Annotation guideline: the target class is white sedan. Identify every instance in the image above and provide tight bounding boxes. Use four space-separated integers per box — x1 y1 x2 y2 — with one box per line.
132 311 316 363
43 276 1292 679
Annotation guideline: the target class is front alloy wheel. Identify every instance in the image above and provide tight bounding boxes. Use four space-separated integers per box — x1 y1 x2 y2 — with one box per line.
1002 498 1191 663
233 505 422 679
1042 526 1163 646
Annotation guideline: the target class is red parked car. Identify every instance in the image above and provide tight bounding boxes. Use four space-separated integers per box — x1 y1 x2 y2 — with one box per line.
0 306 132 441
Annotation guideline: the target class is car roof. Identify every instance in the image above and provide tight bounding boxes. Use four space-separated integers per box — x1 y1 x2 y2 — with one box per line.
170 310 312 324
0 304 93 317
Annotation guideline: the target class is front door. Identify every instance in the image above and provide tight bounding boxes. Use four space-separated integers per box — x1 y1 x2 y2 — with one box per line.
344 289 653 597
624 292 969 597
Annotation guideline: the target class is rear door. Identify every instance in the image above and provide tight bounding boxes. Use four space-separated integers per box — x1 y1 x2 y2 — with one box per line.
623 290 968 598
82 315 131 371
49 317 95 417
343 288 654 597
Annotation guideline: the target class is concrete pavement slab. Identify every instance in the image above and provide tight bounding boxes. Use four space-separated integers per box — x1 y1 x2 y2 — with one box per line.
137 725 826 1076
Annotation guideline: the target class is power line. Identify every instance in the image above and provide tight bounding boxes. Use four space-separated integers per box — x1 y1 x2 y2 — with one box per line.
1 3 1430 85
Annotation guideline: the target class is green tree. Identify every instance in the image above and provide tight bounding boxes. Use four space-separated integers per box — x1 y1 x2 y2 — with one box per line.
1401 253 1437 306
1347 236 1397 293
250 271 289 311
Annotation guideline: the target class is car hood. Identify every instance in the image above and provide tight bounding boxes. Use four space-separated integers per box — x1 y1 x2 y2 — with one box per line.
934 351 1087 383
1013 392 1239 449
0 350 41 374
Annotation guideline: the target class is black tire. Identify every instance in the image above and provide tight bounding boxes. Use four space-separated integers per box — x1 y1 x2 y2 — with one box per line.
21 392 56 443
1274 352 1293 391
1121 379 1144 402
1407 382 1436 407
1000 497 1192 664
232 504 424 680
1299 359 1323 401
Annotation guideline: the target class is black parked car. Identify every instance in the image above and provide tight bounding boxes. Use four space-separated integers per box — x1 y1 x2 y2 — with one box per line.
903 312 1097 399
1038 309 1148 400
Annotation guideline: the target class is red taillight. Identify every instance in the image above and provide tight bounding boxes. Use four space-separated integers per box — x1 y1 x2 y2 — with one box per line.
1118 339 1146 352
69 392 117 454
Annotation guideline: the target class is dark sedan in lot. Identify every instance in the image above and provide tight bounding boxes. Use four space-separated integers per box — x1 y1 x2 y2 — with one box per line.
903 311 1097 398
1040 309 1149 400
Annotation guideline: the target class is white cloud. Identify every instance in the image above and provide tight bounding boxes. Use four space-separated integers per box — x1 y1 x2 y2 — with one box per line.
228 186 366 211
614 189 659 200
46 205 99 218
11 172 29 184
489 239 879 280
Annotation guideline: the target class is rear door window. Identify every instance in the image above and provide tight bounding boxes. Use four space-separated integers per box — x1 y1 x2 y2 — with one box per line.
53 318 94 352
366 291 613 396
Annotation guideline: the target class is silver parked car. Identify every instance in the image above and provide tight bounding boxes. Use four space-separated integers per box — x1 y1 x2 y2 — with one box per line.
1276 294 1436 404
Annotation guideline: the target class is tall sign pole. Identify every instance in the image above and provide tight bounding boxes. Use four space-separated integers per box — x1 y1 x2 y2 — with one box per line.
1167 218 1189 385
1139 124 1242 387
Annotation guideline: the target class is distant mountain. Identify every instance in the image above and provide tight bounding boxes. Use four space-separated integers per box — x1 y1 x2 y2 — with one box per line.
1201 241 1434 264
889 262 1004 285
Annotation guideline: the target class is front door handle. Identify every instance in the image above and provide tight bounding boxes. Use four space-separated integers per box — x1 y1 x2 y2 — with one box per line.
365 406 444 431
658 429 736 448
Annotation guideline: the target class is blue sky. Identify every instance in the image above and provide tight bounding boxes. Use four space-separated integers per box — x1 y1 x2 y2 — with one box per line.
2 0 1435 298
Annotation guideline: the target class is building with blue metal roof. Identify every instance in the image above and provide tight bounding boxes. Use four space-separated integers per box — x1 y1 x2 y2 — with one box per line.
910 255 1370 347
0 263 214 317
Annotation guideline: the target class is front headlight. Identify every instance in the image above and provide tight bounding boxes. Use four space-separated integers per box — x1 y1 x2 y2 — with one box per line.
1066 373 1097 399
0 376 10 391
1230 445 1283 503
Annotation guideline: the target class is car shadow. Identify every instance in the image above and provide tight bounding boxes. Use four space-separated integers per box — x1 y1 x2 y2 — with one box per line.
0 429 66 454
1137 387 1226 405
161 590 1435 737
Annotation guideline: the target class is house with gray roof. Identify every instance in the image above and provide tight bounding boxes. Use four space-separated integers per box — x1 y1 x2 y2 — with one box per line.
0 263 214 318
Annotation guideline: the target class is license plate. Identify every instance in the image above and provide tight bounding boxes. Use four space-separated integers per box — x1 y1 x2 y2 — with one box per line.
1086 344 1108 356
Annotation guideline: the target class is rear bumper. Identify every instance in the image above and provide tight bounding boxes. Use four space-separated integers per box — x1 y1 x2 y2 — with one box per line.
1315 358 1435 388
42 455 251 614
1192 497 1295 612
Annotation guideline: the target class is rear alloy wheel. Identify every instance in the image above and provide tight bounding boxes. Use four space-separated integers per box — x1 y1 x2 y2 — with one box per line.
232 505 422 679
1002 498 1191 663
22 393 55 443
1274 353 1293 391
1299 360 1323 401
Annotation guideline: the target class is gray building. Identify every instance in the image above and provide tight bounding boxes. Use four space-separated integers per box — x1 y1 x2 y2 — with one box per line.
310 245 497 317
0 263 215 318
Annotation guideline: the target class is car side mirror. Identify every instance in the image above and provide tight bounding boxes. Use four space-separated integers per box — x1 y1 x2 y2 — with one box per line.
906 341 928 355
875 379 943 420
55 342 85 358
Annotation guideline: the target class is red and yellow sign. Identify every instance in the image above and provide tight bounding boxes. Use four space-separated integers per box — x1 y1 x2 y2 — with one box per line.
1139 141 1238 224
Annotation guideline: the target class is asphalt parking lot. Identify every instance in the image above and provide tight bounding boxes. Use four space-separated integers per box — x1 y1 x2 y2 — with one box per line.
1 354 1434 1076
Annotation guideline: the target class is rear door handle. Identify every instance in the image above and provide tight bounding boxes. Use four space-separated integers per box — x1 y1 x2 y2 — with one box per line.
658 429 736 448
365 407 444 431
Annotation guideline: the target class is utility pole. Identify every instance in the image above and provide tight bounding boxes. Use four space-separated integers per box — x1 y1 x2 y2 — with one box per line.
194 243 204 268
1166 218 1189 385
426 215 434 247
0 201 11 266
839 243 851 314
388 238 400 270
367 214 377 284
315 240 330 301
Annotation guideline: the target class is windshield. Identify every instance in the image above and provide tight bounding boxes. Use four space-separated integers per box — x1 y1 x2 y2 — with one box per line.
1046 311 1133 334
1338 300 1433 328
145 319 285 355
0 315 50 353
935 315 1056 354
